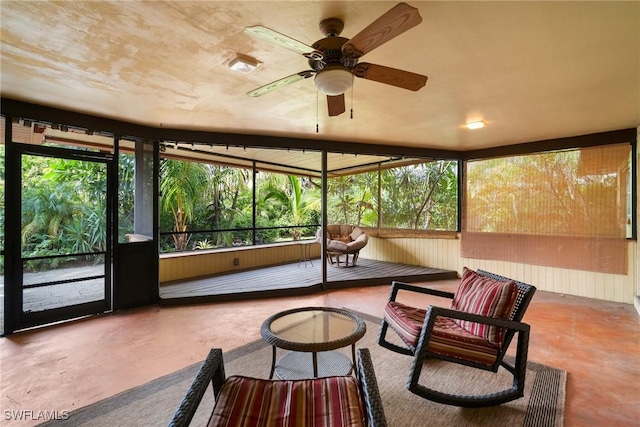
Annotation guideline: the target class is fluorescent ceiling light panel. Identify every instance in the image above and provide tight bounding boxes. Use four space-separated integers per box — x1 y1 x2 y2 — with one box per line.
229 54 261 74
465 120 487 130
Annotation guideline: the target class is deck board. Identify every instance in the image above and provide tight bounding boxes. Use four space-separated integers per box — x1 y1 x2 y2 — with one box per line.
159 258 457 301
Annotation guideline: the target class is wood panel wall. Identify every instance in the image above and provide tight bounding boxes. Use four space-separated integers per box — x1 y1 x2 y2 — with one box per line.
159 242 321 283
160 235 635 304
361 236 636 304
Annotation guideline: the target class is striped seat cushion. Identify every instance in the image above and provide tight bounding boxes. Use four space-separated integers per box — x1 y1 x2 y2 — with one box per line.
451 268 519 346
208 375 365 427
384 301 500 366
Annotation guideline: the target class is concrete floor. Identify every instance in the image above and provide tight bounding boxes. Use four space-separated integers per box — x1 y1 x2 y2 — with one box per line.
0 278 638 426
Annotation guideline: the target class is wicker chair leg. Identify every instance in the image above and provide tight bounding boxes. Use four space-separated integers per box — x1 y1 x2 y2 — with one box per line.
407 329 530 407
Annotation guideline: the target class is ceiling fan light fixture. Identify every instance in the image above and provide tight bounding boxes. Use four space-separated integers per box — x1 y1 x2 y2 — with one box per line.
314 67 354 96
229 54 261 74
465 120 487 130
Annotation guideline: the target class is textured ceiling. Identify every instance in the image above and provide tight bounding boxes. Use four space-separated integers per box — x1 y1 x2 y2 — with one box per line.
1 1 638 152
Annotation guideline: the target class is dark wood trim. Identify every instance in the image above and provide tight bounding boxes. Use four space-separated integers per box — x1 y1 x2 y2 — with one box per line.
3 116 18 334
3 98 634 162
0 97 460 159
362 227 458 239
632 138 638 240
462 128 637 160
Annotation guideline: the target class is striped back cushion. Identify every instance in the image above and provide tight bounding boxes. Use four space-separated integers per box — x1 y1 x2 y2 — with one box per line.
451 267 518 346
208 375 365 427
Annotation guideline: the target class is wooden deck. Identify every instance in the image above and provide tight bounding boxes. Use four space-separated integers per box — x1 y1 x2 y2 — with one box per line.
159 258 457 304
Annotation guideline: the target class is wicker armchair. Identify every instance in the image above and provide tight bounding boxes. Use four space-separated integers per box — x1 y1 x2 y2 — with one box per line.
169 347 387 427
378 268 536 407
316 225 369 267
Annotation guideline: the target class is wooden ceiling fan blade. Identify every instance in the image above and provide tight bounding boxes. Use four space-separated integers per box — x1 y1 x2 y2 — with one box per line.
342 2 422 59
244 26 323 60
327 94 346 116
247 71 314 97
353 63 427 91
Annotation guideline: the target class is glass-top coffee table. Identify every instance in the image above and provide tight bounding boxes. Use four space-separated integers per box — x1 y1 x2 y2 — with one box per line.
261 307 367 380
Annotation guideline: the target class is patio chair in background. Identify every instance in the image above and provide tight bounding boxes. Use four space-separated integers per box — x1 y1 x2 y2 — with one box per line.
316 224 369 267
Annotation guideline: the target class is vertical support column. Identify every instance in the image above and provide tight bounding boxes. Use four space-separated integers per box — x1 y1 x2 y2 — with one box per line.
114 139 158 309
252 161 257 245
321 151 328 287
635 126 640 315
3 116 18 334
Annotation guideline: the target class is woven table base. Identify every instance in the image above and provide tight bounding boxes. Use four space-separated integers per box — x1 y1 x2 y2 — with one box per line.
275 350 353 380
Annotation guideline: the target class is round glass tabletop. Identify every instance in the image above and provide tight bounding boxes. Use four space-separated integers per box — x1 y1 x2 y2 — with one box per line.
261 307 366 352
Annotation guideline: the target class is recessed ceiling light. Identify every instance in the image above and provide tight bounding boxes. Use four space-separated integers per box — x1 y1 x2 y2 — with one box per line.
228 54 261 74
465 120 487 130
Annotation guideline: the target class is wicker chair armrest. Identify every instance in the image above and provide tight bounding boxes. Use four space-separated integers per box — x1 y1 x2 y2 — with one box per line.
168 348 226 427
424 306 530 333
389 280 455 302
356 348 387 427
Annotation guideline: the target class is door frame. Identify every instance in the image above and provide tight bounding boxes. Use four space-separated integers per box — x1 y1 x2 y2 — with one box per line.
4 140 114 333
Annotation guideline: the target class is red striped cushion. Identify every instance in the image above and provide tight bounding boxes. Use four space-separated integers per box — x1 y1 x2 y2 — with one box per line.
384 301 426 346
384 301 499 365
426 316 501 365
208 375 365 427
451 268 519 346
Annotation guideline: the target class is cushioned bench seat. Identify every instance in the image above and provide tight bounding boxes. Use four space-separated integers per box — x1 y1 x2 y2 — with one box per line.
209 375 365 427
170 348 387 427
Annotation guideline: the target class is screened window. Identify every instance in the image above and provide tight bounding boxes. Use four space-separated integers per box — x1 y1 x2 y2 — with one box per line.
327 160 458 231
380 161 458 230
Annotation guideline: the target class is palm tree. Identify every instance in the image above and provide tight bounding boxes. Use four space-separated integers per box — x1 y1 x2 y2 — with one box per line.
261 175 320 239
160 159 209 251
206 165 250 246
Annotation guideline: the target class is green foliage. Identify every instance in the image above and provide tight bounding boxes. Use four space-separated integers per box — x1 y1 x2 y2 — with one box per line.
157 158 458 252
380 161 458 230
326 172 378 226
14 148 461 266
258 173 321 239
193 239 215 250
160 159 210 250
20 155 107 271
327 161 458 230
118 154 135 242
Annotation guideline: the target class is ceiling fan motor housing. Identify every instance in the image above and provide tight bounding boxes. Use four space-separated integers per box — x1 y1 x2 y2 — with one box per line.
309 36 358 71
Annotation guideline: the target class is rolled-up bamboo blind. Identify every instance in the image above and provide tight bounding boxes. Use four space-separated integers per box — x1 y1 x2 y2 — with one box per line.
462 143 631 274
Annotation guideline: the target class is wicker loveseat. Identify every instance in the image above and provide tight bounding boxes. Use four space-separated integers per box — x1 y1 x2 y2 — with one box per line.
316 225 369 267
169 347 387 427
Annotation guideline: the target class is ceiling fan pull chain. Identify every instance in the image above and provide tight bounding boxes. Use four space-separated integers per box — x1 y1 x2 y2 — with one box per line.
350 86 354 119
316 90 320 133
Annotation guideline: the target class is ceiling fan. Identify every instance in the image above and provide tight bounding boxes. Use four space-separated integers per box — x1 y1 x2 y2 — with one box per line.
243 2 427 117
